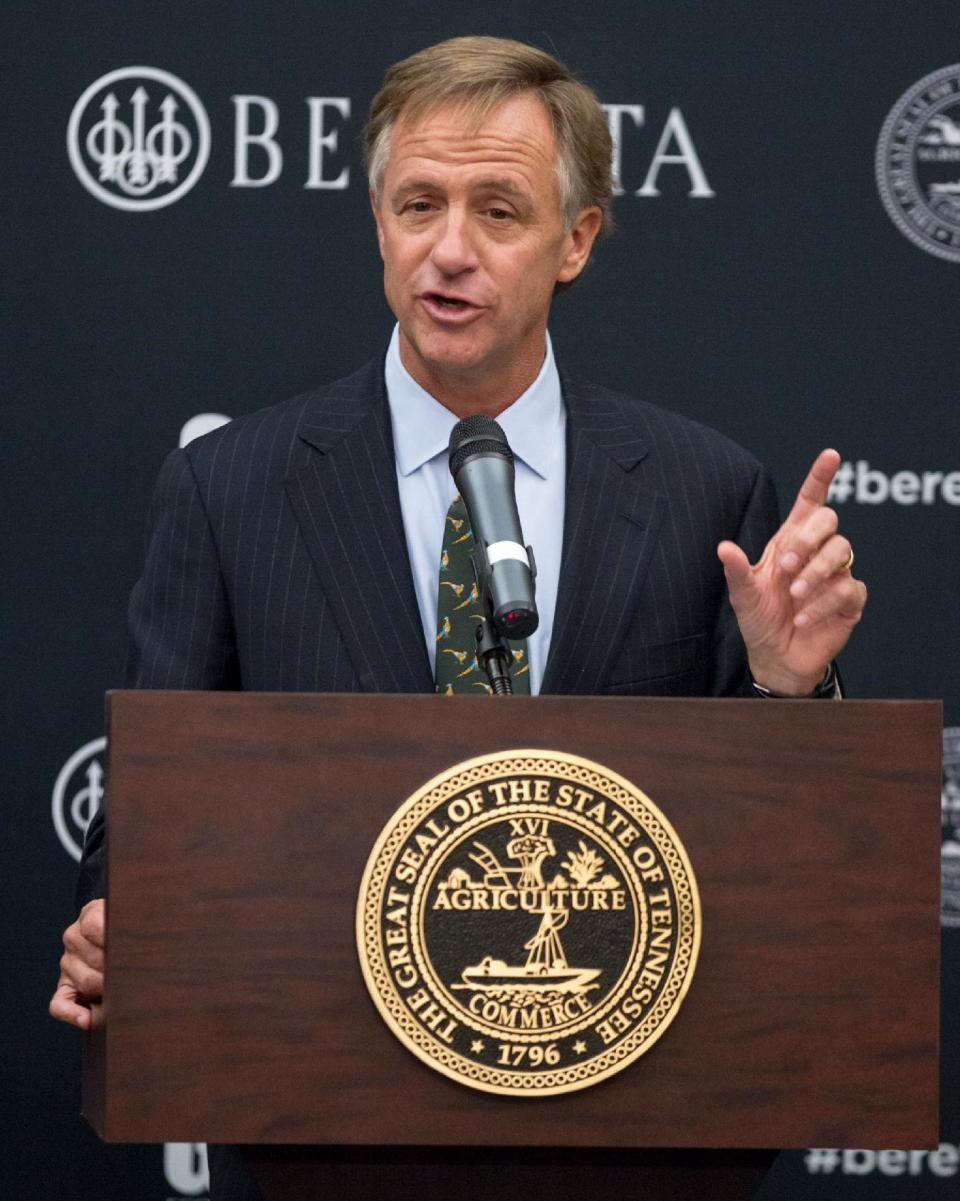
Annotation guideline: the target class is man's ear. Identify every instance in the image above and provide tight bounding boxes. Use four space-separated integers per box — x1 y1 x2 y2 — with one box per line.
370 189 385 260
556 206 603 284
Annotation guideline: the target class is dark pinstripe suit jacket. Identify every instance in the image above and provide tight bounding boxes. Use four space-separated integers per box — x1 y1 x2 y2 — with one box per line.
78 356 779 902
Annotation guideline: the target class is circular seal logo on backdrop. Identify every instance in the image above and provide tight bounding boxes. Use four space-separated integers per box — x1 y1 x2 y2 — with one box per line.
876 64 960 263
67 67 210 212
52 736 105 862
942 726 960 929
356 749 700 1096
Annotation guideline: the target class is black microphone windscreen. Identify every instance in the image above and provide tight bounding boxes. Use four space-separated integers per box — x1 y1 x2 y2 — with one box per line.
448 415 514 477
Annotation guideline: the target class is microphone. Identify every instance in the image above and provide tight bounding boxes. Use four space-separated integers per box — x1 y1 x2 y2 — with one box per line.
448 415 538 640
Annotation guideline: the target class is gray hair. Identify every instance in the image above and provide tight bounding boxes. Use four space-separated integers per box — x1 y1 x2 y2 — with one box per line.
363 36 613 235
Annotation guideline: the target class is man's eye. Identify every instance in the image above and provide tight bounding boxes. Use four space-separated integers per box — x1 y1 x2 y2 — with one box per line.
405 201 434 214
487 208 512 221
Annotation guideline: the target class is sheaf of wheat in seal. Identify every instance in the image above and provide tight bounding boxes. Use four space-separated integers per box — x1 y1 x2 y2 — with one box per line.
876 64 960 263
356 749 700 1096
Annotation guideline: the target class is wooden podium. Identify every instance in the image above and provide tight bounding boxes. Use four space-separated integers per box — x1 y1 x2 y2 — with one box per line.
85 692 942 1200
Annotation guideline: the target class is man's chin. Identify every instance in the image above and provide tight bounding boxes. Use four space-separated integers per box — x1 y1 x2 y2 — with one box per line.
400 326 493 382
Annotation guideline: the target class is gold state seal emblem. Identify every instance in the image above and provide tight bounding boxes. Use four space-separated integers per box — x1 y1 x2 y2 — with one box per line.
357 750 700 1095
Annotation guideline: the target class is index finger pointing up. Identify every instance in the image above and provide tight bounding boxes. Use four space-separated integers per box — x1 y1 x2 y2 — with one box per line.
785 448 842 526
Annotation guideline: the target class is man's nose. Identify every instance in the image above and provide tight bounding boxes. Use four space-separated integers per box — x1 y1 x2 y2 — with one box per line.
429 210 478 275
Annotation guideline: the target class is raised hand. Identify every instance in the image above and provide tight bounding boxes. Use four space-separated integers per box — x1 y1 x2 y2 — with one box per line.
717 449 867 695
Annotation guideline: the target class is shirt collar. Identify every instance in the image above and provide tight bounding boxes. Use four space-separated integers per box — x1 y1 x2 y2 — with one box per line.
385 325 563 481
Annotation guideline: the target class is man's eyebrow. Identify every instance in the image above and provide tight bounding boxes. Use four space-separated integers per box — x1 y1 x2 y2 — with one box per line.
469 177 529 199
390 178 441 201
389 177 532 203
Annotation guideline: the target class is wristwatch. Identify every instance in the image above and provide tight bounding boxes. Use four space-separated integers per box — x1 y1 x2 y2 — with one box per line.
751 661 841 699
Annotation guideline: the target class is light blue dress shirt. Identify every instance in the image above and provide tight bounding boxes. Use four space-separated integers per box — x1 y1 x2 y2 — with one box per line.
384 325 565 695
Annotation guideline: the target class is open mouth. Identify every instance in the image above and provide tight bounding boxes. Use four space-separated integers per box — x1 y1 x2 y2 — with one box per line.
424 292 475 310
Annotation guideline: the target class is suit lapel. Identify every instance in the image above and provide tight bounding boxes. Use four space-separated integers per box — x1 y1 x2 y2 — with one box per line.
541 376 666 695
283 362 664 696
284 361 433 693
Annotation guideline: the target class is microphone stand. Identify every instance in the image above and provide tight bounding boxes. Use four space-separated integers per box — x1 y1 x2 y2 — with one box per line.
470 544 514 695
475 609 514 696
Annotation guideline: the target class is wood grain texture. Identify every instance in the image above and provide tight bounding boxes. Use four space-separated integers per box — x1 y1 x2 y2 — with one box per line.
87 692 941 1149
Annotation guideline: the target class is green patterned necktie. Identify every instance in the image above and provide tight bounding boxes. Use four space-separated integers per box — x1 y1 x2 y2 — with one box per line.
434 495 530 694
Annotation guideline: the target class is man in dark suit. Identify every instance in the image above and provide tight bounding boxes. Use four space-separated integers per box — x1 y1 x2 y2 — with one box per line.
50 35 866 1198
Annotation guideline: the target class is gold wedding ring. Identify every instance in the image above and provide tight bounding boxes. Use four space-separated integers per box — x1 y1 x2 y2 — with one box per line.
841 548 855 573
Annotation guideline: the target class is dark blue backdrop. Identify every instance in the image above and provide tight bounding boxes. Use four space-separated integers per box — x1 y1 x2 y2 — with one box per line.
5 3 957 1197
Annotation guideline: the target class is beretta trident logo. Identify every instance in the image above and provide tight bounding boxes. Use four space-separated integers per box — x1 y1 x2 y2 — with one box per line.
52 736 105 861
876 64 960 263
357 749 700 1096
67 67 210 211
